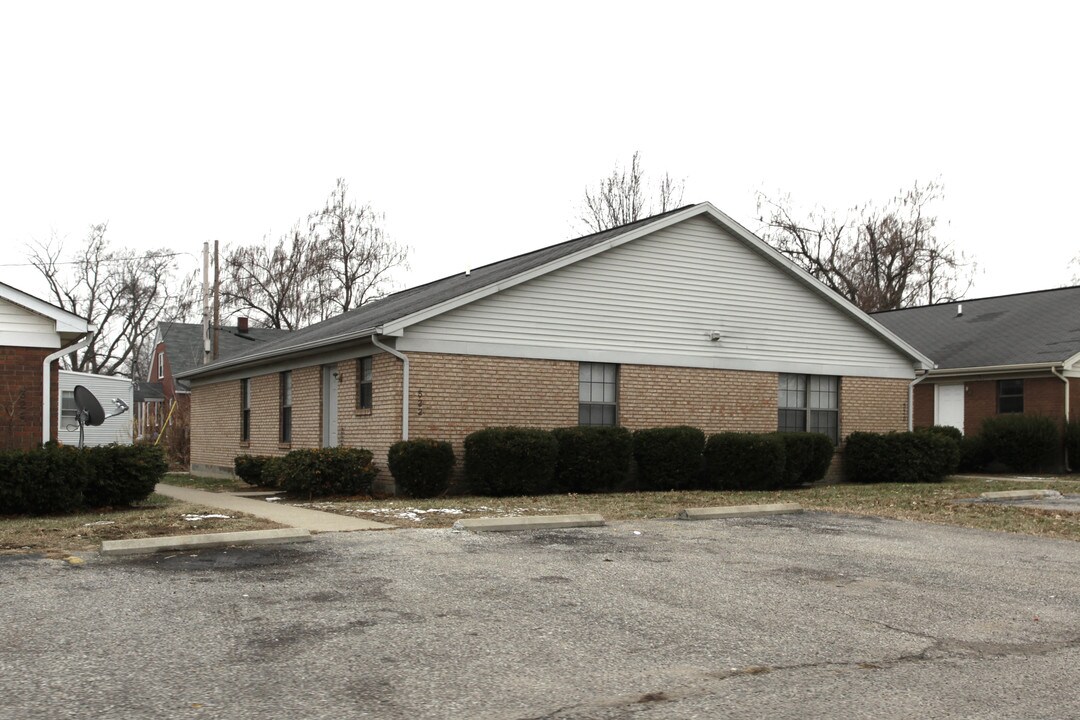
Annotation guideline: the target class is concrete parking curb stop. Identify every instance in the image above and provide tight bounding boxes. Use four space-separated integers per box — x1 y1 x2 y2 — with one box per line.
453 514 606 532
980 489 1062 500
677 503 803 520
101 528 312 556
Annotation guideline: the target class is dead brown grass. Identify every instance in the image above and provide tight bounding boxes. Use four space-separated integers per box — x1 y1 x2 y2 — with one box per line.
0 493 284 556
287 476 1080 540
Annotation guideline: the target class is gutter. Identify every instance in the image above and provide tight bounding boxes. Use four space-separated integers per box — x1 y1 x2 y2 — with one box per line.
908 369 930 431
370 334 409 441
924 361 1068 381
1051 366 1071 472
42 330 95 444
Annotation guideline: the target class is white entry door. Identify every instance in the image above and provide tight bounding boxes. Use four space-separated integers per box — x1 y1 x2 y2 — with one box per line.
934 384 965 434
322 364 339 447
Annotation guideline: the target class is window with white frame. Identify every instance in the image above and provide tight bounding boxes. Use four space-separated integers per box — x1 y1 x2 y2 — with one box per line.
280 371 292 443
778 374 839 444
240 378 251 442
61 390 78 423
579 363 618 426
157 352 165 380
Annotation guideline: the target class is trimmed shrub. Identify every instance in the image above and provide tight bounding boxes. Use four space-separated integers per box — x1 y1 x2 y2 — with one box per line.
703 433 786 491
916 425 964 444
774 432 835 487
388 438 455 498
234 454 279 489
958 434 990 473
552 426 633 493
277 447 377 498
83 444 167 507
463 427 558 496
1067 420 1080 473
0 444 87 516
632 426 705 491
844 431 957 484
980 415 1060 472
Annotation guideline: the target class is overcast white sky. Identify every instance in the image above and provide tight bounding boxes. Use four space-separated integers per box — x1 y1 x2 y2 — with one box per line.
1 1 1077 306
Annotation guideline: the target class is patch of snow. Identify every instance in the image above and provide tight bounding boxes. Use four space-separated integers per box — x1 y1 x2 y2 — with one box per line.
82 520 116 527
264 497 282 502
182 514 232 521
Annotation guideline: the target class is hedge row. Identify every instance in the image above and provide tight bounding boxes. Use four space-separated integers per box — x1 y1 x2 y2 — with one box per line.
953 415 1066 474
844 430 959 483
461 426 835 496
0 443 168 516
234 447 377 498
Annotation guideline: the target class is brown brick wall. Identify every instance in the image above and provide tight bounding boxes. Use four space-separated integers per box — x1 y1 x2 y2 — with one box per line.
912 382 934 429
1072 378 1080 424
0 346 58 450
338 354 404 470
408 352 578 461
619 365 777 433
964 376 1067 434
840 376 910 436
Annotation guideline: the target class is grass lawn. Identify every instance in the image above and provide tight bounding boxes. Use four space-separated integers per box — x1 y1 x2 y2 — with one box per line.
287 475 1080 541
0 493 284 557
161 473 254 493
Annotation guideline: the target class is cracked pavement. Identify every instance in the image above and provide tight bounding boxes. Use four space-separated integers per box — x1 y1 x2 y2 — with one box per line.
3 511 1079 719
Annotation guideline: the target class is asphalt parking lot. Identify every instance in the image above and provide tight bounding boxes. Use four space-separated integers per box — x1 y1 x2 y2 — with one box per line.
3 512 1079 720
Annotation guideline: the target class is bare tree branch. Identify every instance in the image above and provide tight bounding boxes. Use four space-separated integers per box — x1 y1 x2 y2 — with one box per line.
578 151 686 233
756 181 975 312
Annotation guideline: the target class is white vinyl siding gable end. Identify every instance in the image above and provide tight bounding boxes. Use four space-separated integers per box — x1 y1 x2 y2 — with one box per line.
0 297 63 348
400 216 915 379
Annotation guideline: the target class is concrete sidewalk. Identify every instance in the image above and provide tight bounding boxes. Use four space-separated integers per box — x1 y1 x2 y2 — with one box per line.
155 484 393 533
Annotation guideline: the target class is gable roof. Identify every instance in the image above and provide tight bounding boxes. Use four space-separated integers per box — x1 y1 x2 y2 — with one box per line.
0 281 94 335
873 285 1080 372
158 321 289 389
179 202 932 380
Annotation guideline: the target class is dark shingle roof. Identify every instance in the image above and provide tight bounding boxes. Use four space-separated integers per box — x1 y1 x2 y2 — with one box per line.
160 322 289 388
179 205 697 378
872 286 1080 370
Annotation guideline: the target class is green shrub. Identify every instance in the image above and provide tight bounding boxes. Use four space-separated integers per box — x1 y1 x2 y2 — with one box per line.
916 425 964 444
1066 420 1080 473
388 439 456 498
463 427 558 496
844 431 957 484
0 444 87 515
980 415 1060 472
234 454 280 489
632 426 705 490
773 432 835 487
958 434 990 472
83 444 167 507
277 447 377 498
703 433 786 490
551 426 633 493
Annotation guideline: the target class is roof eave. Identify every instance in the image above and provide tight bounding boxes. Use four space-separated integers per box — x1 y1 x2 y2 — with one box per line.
925 361 1069 380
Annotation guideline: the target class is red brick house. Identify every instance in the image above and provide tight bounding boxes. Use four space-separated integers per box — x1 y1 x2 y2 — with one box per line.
180 203 933 483
874 287 1080 464
0 282 94 449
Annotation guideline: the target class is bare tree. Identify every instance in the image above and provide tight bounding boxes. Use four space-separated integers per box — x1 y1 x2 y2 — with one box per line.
222 179 407 329
1069 254 1080 285
309 178 408 314
578 151 685 233
756 181 974 312
27 224 197 376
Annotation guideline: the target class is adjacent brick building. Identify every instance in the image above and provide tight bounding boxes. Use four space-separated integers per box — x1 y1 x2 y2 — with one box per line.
0 282 94 450
875 286 1080 469
181 203 933 485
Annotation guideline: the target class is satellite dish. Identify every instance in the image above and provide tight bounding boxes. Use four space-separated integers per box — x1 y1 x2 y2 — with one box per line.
74 385 105 426
72 385 129 448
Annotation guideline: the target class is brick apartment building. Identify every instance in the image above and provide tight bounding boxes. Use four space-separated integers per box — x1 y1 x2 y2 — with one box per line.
180 203 933 484
875 287 1080 467
0 282 94 450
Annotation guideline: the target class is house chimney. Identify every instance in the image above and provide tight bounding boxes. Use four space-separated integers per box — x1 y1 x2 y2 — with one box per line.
238 316 249 334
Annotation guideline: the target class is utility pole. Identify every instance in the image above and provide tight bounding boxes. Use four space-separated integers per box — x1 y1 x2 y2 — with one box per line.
213 239 221 361
202 242 211 365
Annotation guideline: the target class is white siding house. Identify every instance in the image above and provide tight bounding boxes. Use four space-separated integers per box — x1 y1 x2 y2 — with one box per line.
58 370 133 447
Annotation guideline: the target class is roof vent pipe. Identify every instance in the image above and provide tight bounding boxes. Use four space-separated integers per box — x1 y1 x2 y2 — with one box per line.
956 304 963 317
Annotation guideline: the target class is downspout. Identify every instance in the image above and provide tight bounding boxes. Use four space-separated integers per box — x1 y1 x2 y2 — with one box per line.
370 334 409 440
42 330 95 445
1051 366 1071 471
908 369 930 432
